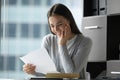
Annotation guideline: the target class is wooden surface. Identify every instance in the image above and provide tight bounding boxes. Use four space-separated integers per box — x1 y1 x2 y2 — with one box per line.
46 73 80 78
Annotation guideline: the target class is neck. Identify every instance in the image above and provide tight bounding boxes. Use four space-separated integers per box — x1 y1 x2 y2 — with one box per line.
68 33 76 40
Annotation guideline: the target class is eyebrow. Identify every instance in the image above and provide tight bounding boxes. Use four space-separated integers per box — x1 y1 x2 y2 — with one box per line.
50 21 63 26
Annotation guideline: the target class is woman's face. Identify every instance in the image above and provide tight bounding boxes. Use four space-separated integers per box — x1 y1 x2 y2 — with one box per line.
49 15 70 37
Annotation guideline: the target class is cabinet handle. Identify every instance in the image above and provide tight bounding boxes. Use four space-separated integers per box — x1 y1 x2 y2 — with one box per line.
84 26 101 30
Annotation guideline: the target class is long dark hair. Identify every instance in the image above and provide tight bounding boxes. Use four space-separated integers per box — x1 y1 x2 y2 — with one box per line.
47 3 81 34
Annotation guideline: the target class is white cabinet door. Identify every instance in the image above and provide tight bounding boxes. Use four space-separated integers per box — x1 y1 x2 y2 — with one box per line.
82 15 107 62
107 0 120 15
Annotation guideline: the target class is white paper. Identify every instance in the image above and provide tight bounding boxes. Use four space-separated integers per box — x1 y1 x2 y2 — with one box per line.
20 48 57 74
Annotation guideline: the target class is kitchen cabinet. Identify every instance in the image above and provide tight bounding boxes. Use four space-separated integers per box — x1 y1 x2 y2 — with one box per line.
82 14 120 61
82 14 120 78
84 0 120 17
82 15 107 62
83 0 120 78
107 0 120 15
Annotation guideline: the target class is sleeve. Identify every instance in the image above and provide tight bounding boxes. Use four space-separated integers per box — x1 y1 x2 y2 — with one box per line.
59 45 74 73
73 38 92 73
58 37 92 73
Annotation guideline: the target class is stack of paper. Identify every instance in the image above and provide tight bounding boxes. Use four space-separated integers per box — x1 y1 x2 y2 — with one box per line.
20 48 57 74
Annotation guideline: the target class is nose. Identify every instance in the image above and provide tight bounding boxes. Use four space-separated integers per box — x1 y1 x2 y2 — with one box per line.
54 26 58 32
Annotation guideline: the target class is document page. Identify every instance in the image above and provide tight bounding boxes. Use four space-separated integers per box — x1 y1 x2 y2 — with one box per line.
20 48 57 74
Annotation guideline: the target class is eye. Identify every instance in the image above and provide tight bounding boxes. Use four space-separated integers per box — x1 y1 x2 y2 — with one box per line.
50 24 54 28
57 23 63 27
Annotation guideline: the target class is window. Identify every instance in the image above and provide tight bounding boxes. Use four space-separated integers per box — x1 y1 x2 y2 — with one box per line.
45 24 50 35
6 23 16 38
7 56 16 71
8 0 17 5
21 0 30 5
21 23 29 38
1 0 4 6
0 56 15 71
1 0 83 79
1 0 17 6
33 0 41 5
46 0 52 6
33 24 41 38
0 56 3 71
0 23 3 38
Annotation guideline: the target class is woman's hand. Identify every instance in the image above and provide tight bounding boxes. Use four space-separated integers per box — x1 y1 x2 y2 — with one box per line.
23 63 36 74
58 24 71 45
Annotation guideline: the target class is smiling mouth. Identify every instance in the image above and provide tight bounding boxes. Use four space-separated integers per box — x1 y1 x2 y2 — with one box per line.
56 33 60 36
55 32 60 36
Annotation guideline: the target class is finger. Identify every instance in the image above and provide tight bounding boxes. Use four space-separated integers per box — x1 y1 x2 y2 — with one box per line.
23 64 34 71
23 64 28 71
23 66 35 74
61 30 64 38
23 63 30 68
26 64 35 68
27 66 35 74
64 26 67 37
23 67 28 72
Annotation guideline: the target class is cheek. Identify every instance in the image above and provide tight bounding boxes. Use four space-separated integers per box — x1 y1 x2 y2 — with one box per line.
50 28 55 33
59 26 65 30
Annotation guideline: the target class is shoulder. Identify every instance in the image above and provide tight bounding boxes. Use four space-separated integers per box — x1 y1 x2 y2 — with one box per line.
77 34 92 47
41 34 57 48
83 35 92 45
42 34 57 41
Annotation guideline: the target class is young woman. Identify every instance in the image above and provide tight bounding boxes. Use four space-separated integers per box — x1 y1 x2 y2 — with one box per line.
23 3 92 79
